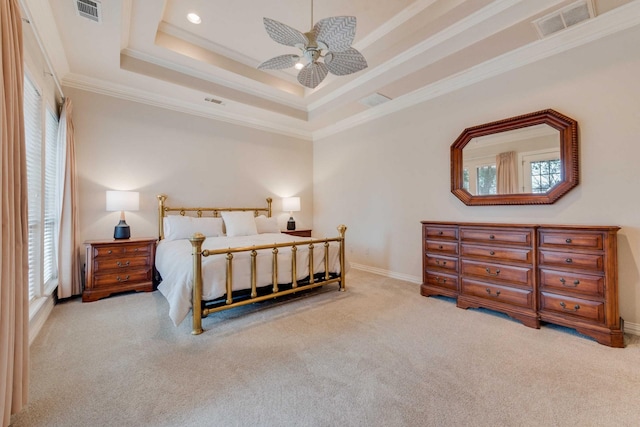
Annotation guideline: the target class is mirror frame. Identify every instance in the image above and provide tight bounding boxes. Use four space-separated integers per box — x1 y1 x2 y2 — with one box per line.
451 109 578 206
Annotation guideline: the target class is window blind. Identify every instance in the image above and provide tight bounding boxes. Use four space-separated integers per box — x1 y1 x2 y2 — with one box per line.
44 108 60 286
24 74 42 301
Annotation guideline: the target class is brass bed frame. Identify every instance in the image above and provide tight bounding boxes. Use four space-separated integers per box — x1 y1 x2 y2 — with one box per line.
156 195 347 335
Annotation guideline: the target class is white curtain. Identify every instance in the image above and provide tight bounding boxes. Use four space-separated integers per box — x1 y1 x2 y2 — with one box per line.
496 151 518 194
0 0 29 424
57 98 81 298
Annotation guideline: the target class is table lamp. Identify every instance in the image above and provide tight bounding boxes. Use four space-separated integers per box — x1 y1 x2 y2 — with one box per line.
282 197 300 230
106 190 139 239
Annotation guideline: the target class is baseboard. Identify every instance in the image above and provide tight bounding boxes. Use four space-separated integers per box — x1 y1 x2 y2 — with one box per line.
624 320 640 337
29 294 55 346
349 263 640 337
350 263 421 284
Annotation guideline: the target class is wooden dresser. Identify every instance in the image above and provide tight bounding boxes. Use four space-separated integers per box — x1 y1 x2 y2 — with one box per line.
421 222 624 347
83 238 156 302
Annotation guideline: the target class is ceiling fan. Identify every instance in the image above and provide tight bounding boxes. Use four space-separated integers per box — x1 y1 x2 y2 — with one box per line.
257 0 368 89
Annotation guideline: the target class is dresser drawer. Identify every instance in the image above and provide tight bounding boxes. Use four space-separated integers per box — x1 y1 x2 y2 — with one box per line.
538 230 604 250
425 254 458 272
93 243 151 258
94 256 150 272
540 292 605 323
461 278 533 308
424 271 458 291
461 244 532 263
92 269 152 288
460 228 532 246
424 225 458 240
539 268 604 298
425 240 458 255
461 259 532 286
539 250 603 271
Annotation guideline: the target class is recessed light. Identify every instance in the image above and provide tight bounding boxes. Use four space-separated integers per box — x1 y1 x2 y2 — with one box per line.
187 12 201 24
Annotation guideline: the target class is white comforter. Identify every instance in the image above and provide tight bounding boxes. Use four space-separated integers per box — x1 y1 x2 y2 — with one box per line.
156 233 344 326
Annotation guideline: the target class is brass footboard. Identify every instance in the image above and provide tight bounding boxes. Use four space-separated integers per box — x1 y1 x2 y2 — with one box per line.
188 226 347 335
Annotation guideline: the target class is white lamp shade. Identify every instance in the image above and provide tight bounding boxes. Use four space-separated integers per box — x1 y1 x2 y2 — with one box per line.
282 197 300 212
106 191 139 212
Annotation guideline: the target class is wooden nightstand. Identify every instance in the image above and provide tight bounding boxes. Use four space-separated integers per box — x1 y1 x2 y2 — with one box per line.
83 237 156 302
282 229 312 238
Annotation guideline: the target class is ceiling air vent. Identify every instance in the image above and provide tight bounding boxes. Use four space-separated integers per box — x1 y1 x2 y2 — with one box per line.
359 92 391 108
204 97 223 105
533 0 595 38
76 0 102 23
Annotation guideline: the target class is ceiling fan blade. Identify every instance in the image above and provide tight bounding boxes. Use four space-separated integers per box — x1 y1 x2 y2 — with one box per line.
324 47 368 76
258 54 300 70
297 62 328 89
313 16 356 52
263 18 308 47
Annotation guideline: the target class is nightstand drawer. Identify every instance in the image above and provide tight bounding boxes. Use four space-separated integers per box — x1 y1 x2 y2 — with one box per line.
94 256 150 272
93 269 152 288
93 243 151 258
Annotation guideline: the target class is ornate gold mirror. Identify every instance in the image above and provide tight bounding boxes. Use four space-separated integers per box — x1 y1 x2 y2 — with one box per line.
451 109 578 206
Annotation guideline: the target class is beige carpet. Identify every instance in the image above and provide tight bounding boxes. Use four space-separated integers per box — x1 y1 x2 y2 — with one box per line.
11 269 640 426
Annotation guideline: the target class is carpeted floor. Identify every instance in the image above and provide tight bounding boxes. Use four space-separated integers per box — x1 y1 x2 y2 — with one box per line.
11 269 640 426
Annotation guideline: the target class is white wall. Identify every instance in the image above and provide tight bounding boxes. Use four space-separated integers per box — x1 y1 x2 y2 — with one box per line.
67 87 313 252
313 26 640 326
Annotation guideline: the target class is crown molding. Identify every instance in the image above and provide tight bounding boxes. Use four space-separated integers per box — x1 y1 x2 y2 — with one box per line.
62 73 313 141
313 1 640 140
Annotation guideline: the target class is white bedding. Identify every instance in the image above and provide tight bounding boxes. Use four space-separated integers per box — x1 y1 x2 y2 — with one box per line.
156 233 345 326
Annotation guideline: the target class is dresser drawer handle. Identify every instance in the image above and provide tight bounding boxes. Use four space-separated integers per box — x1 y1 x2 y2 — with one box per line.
485 268 500 276
438 231 443 235
436 260 447 266
489 234 495 240
438 245 443 250
559 278 580 287
489 251 495 256
107 250 113 254
565 238 572 243
485 288 501 297
116 260 130 268
117 275 130 282
134 248 139 252
559 301 580 312
565 258 573 264
436 277 447 284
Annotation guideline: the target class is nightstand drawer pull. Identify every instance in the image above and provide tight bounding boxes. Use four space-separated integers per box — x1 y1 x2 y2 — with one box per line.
485 288 501 297
485 268 500 276
117 275 130 282
559 301 580 312
116 260 130 267
559 278 580 287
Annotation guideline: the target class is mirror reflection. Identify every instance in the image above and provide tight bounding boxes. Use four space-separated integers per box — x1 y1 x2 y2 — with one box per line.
462 124 561 196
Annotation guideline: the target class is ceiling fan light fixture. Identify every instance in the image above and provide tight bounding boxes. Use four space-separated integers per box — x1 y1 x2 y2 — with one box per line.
258 3 367 89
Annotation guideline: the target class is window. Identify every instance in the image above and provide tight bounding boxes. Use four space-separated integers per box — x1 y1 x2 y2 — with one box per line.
23 73 61 302
463 155 497 195
521 150 561 193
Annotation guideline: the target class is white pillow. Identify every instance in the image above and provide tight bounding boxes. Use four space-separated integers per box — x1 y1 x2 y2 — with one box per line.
193 217 224 238
221 211 258 237
163 215 193 241
163 216 223 241
255 215 280 234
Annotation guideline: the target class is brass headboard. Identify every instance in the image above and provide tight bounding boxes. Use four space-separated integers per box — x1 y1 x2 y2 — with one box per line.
156 195 273 240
